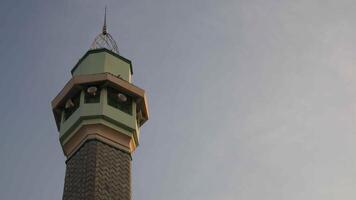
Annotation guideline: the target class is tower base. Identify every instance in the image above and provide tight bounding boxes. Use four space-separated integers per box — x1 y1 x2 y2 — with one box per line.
62 139 131 200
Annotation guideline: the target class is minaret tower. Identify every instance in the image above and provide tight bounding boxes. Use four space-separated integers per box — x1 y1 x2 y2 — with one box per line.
51 10 149 200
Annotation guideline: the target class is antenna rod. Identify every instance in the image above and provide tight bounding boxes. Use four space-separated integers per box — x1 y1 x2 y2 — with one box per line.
103 6 107 35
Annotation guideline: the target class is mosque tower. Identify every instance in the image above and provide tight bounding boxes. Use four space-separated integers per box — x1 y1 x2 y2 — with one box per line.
51 9 149 199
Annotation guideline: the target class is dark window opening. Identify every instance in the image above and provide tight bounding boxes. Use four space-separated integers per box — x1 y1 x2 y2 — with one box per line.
84 86 101 104
107 87 132 115
64 91 80 120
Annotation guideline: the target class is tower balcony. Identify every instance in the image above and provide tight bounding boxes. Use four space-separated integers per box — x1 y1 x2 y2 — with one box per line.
51 73 148 157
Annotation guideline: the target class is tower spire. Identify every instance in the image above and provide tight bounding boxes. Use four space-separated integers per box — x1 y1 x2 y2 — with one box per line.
90 6 120 54
102 6 107 35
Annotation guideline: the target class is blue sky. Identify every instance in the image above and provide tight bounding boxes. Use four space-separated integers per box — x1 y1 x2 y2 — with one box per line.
1 0 356 199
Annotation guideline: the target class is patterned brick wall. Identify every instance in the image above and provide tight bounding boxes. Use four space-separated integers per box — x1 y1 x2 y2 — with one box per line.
62 140 131 200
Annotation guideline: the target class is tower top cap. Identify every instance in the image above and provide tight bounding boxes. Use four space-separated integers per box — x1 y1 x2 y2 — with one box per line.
90 7 119 54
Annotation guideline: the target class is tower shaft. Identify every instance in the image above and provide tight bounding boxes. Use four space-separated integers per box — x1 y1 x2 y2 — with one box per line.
52 12 149 199
62 140 131 200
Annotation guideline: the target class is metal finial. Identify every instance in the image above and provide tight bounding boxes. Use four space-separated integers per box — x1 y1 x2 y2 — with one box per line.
91 6 119 54
103 6 107 35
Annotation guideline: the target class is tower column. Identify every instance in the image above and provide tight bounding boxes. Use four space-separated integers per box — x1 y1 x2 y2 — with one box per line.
63 140 131 200
51 12 149 200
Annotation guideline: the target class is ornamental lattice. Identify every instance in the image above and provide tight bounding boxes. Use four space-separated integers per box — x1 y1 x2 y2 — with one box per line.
90 7 120 54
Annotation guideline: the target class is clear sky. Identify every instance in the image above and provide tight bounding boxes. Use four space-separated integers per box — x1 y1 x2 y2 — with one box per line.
1 0 356 199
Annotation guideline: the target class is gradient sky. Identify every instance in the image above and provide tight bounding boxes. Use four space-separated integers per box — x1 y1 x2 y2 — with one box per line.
1 0 356 199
